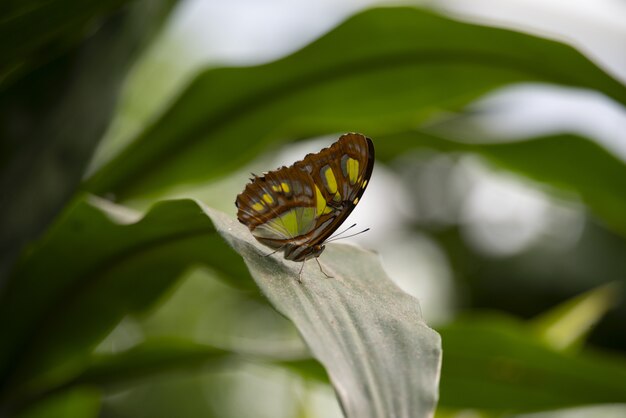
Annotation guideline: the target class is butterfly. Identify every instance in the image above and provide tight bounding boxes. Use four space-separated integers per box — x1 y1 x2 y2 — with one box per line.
235 133 374 281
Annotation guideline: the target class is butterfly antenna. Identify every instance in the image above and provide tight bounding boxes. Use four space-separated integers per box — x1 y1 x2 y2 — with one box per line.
328 223 357 240
325 228 370 243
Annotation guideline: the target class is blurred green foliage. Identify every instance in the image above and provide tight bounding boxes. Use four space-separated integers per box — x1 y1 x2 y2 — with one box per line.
0 198 250 408
438 313 626 411
1 2 625 417
0 0 178 283
84 8 626 201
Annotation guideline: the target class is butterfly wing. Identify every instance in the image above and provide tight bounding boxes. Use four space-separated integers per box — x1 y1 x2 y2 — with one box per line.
236 165 321 249
294 132 374 245
235 133 374 255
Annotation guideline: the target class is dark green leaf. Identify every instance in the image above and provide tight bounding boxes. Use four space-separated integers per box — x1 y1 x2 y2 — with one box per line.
14 387 100 418
0 0 127 90
438 314 626 411
1 198 441 417
74 339 230 388
277 358 330 384
0 197 250 406
85 7 626 200
0 0 178 283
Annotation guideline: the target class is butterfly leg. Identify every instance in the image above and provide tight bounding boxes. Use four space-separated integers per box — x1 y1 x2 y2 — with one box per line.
315 257 333 278
263 248 281 257
297 261 305 283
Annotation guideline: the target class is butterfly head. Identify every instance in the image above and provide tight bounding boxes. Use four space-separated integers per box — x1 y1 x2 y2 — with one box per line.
283 243 325 262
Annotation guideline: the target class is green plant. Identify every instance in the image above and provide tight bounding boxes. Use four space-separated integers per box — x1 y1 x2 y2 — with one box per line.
1 3 625 417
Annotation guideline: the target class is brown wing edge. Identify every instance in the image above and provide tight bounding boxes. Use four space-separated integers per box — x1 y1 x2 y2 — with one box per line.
235 133 375 240
307 133 375 246
235 166 316 229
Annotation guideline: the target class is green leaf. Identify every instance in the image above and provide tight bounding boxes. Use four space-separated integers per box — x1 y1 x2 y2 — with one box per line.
0 0 128 90
0 0 178 283
376 131 626 238
0 198 440 418
208 208 442 418
0 197 251 406
438 314 626 412
277 358 330 384
74 339 230 389
85 6 626 200
18 340 228 418
530 283 620 352
0 199 441 417
512 405 626 418
14 387 100 418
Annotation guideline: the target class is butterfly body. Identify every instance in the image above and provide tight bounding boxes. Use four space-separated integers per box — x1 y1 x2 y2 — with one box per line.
235 133 374 264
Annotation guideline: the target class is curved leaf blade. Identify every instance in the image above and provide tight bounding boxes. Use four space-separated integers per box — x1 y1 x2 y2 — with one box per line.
208 208 442 418
85 7 626 200
14 387 101 418
75 339 230 389
530 282 621 352
0 0 178 284
0 197 251 405
438 315 626 411
0 0 128 90
0 198 441 418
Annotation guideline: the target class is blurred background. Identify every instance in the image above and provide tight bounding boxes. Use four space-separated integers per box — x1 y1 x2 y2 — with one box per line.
93 0 626 319
1 0 625 417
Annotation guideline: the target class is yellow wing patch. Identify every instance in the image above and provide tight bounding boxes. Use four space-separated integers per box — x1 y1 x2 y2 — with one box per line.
315 186 326 216
252 207 317 239
346 157 359 184
271 182 291 195
279 209 298 235
322 166 338 194
262 193 274 204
